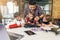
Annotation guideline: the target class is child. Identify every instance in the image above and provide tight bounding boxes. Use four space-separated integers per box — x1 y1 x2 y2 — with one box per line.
41 14 53 27
24 12 37 28
34 16 41 27
6 12 25 29
25 13 34 24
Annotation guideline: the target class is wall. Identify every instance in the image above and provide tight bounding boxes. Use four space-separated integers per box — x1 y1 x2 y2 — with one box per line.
0 0 7 6
53 0 60 19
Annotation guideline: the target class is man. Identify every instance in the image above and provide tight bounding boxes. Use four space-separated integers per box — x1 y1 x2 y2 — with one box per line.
24 0 44 18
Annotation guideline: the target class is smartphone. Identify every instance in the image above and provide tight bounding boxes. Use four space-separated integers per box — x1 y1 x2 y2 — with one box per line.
24 30 35 35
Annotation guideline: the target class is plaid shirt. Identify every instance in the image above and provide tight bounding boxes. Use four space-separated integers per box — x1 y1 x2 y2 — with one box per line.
24 5 44 17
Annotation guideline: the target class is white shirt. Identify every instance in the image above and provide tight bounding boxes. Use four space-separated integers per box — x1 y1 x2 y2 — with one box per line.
6 19 25 29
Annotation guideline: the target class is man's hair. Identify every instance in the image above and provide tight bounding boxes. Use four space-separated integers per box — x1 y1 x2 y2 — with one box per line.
14 12 20 18
29 0 36 5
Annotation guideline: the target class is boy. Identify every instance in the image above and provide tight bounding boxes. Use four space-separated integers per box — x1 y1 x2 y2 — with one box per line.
41 14 53 27
6 12 25 29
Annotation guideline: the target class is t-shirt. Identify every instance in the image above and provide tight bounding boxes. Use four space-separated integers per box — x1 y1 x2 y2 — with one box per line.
39 18 51 25
26 18 34 23
29 18 34 23
42 21 50 25
38 18 43 24
24 5 44 17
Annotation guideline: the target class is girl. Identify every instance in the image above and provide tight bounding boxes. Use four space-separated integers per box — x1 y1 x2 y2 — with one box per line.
6 12 25 29
42 14 53 27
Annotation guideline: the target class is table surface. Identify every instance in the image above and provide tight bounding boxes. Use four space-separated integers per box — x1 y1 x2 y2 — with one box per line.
7 27 60 40
0 24 10 40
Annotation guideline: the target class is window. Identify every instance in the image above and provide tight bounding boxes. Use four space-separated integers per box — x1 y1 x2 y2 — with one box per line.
0 0 19 25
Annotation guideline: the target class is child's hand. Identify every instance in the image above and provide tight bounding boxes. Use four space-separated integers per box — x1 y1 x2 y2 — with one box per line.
36 22 41 27
34 16 39 22
28 21 31 23
42 23 46 27
35 21 39 24
31 23 34 25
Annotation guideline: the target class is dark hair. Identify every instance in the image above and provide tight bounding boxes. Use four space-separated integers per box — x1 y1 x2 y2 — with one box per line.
46 14 51 21
14 12 20 18
29 0 36 5
46 14 51 17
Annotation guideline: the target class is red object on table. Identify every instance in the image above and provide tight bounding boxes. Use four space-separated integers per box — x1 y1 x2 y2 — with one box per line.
9 24 18 29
